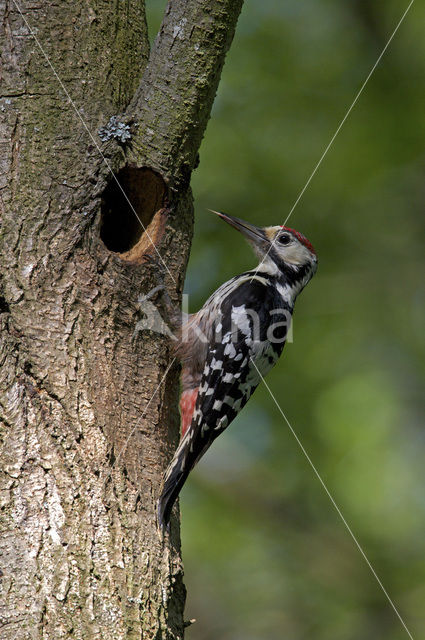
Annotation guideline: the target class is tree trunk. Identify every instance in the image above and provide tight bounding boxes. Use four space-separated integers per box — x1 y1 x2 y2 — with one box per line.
0 1 243 638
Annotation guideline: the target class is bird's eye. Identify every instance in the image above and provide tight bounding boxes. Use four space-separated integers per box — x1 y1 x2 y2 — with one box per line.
277 233 291 246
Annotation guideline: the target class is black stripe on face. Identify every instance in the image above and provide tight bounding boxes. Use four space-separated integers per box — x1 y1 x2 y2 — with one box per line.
266 244 312 285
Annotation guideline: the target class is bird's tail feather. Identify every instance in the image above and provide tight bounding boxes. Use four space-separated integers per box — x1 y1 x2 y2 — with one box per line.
157 466 190 530
157 427 210 529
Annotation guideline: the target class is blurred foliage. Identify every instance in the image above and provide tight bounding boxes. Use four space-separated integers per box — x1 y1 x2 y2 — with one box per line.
147 1 425 638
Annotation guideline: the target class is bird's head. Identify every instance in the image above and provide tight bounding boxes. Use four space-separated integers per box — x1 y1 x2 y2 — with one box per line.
212 211 317 280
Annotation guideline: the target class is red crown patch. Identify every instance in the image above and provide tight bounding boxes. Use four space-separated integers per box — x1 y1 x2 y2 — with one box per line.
281 226 316 255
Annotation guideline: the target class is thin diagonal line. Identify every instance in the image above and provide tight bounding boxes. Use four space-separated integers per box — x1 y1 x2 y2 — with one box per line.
93 356 176 497
73 356 175 550
252 0 414 282
75 356 176 596
283 0 414 227
11 0 175 284
113 356 177 470
250 357 415 640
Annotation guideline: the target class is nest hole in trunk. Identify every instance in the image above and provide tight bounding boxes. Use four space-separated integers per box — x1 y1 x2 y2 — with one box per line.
100 167 167 262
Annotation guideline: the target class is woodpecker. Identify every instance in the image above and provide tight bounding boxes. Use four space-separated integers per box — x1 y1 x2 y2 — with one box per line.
158 212 317 528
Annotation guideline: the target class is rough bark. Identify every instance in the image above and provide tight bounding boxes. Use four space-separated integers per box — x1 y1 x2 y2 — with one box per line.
0 1 243 638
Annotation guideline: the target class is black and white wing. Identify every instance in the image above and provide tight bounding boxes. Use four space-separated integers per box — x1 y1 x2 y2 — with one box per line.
158 277 290 527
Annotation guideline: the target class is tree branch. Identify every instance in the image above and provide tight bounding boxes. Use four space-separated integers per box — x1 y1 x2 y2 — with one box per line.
127 0 244 187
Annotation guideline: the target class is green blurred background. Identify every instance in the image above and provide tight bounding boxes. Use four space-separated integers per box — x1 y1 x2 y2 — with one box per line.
148 2 425 638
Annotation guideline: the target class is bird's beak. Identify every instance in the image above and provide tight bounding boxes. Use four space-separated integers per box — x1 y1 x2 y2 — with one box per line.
209 210 268 247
